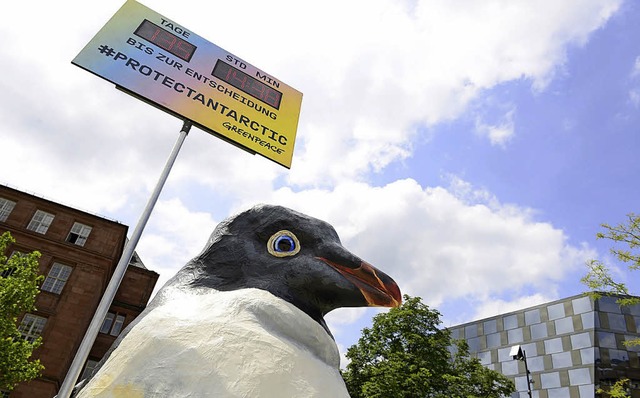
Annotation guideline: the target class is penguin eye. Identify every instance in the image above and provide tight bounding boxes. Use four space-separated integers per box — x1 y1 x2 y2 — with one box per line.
267 230 300 257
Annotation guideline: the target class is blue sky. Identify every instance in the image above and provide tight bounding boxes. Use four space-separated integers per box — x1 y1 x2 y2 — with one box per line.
1 0 638 365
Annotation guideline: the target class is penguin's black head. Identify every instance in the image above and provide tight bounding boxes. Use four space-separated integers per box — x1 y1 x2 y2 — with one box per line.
171 205 401 333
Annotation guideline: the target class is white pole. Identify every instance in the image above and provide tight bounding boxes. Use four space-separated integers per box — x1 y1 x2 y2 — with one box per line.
57 120 192 398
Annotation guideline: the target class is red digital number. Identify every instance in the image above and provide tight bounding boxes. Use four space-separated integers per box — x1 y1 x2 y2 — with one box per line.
173 41 193 61
264 89 281 108
248 81 267 99
135 20 195 62
212 61 282 109
227 69 248 89
152 29 178 52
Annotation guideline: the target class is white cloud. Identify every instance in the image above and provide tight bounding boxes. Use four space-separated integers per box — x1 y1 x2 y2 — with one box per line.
631 56 640 78
135 198 217 291
630 89 640 108
133 177 596 351
1 0 621 204
283 0 622 183
326 308 369 327
445 174 502 209
335 343 350 369
475 109 516 147
628 56 640 108
469 293 557 322
237 178 596 307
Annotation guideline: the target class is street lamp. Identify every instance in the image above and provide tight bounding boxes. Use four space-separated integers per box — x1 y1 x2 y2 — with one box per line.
510 345 533 398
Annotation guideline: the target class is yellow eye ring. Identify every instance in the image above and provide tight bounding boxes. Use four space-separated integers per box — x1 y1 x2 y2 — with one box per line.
267 230 300 257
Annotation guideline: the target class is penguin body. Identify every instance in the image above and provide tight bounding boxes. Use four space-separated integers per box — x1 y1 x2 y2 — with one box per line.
74 205 401 397
77 287 347 397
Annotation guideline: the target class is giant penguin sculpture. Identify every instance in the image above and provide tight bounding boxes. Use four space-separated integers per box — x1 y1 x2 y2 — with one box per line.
74 205 401 397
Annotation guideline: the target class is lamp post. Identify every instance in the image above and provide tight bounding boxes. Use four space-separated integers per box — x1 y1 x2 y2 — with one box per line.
510 345 533 398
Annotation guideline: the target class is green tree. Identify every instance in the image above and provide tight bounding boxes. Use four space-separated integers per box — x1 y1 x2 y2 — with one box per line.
0 231 44 391
581 213 640 398
342 295 515 398
581 213 639 306
581 213 639 342
597 378 630 398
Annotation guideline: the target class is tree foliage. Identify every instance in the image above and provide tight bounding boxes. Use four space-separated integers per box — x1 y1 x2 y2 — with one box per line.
581 214 640 398
581 213 639 344
597 378 630 398
341 295 515 398
0 231 44 390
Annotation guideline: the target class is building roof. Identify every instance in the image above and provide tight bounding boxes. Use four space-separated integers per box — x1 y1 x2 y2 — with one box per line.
128 251 148 270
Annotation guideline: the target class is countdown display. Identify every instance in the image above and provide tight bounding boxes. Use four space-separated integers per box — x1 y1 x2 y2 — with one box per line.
72 0 302 168
212 60 282 109
134 20 196 62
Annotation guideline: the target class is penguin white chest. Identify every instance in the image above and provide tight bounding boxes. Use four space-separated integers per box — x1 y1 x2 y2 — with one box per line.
77 288 349 398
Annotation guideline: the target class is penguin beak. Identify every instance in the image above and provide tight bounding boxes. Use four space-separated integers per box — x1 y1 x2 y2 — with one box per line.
317 258 402 307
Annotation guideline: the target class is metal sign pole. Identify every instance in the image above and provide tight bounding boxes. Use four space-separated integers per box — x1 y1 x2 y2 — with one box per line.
57 120 192 398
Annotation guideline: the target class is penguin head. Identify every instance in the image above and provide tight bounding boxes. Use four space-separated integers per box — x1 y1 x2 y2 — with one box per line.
171 205 401 332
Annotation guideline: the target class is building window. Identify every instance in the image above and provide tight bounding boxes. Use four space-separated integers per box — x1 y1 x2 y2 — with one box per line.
100 312 126 336
555 316 574 334
66 222 92 247
465 324 478 338
27 210 54 234
467 336 480 353
0 198 16 222
514 376 529 392
486 332 501 348
527 355 545 372
521 342 537 357
540 371 561 389
477 350 492 365
530 322 548 340
503 314 518 330
579 385 596 397
582 312 595 329
508 328 524 344
544 337 564 354
607 313 627 332
547 387 569 398
599 296 623 313
18 314 47 342
1 251 23 278
609 349 629 366
572 296 592 314
580 348 595 364
551 351 573 368
80 359 99 380
0 267 13 278
41 263 72 294
524 309 541 325
498 346 512 362
571 332 592 350
483 319 497 334
547 303 565 320
568 367 592 385
597 331 617 349
501 359 519 375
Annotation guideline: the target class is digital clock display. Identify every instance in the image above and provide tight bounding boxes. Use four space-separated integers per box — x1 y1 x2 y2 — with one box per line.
73 0 302 168
212 60 282 109
134 19 196 62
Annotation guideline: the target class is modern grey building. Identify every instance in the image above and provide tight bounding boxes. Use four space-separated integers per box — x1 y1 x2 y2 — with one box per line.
449 293 640 398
